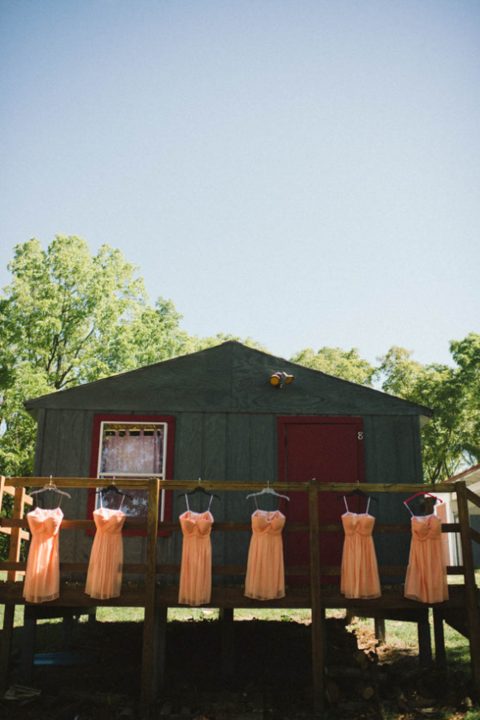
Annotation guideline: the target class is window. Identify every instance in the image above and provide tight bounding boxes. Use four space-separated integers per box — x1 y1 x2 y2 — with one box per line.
89 414 175 526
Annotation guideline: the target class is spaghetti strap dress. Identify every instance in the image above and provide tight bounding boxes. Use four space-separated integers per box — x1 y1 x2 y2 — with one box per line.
178 494 214 606
404 513 448 603
244 509 286 600
23 506 63 603
340 497 381 599
85 498 126 600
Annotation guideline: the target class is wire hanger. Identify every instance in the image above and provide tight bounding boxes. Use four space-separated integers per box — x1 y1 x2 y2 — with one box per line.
186 477 220 501
340 486 378 507
403 490 443 516
30 476 71 501
403 490 443 504
341 486 378 502
98 476 133 501
339 484 378 514
246 480 290 502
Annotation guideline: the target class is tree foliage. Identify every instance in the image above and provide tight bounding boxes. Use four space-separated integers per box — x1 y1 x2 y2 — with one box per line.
290 346 376 386
0 236 188 475
375 336 480 482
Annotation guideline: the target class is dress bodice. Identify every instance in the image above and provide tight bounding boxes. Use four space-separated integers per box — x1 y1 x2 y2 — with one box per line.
410 514 442 542
341 512 375 537
92 507 126 535
179 510 213 538
27 507 63 537
251 509 285 536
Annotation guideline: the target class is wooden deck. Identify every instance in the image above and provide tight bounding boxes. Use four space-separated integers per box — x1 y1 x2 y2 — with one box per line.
1 476 479 717
0 577 474 608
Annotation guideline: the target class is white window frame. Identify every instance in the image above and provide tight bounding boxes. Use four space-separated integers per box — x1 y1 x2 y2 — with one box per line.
96 420 169 520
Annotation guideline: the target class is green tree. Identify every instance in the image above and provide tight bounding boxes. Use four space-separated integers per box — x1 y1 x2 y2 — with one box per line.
450 333 480 463
290 346 375 386
0 236 187 475
187 333 266 353
376 338 480 482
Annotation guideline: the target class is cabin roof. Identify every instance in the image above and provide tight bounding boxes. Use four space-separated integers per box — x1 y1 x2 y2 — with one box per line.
24 341 433 418
443 464 480 485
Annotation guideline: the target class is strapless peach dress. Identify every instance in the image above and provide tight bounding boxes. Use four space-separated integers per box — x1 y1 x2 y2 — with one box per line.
178 510 214 606
23 506 63 603
85 507 126 600
244 510 286 600
340 512 381 599
404 514 448 603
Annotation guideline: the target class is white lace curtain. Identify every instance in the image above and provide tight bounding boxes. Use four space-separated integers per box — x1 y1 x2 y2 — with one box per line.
100 429 163 475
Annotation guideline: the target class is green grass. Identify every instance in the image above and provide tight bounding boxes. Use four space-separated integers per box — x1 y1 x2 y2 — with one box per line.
387 615 469 660
87 607 313 623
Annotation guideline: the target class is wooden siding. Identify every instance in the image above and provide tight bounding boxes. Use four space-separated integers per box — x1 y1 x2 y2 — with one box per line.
33 409 422 573
363 415 423 571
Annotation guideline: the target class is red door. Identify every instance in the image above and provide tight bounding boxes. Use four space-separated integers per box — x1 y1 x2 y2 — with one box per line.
278 417 365 583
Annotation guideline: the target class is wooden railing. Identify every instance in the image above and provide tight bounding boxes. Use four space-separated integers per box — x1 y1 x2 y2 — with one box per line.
0 476 478 712
0 475 160 709
0 477 33 688
456 482 480 694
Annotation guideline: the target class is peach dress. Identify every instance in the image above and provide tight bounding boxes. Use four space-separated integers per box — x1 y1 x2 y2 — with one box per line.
85 497 126 600
340 497 381 599
244 509 286 600
404 512 448 603
178 494 214 606
23 506 63 603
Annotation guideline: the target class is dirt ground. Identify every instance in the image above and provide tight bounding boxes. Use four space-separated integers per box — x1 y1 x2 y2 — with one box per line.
0 617 478 720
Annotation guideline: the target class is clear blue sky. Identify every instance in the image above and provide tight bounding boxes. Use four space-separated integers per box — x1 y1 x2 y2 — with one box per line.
1 0 479 366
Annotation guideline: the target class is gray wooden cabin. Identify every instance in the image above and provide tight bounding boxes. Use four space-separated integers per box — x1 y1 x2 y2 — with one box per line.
24 340 432 584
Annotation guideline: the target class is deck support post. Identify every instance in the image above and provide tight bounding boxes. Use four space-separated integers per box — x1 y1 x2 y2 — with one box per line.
308 480 325 715
417 610 432 667
432 608 446 668
155 606 168 691
140 478 161 715
456 480 480 697
0 604 15 692
220 608 235 679
374 618 386 644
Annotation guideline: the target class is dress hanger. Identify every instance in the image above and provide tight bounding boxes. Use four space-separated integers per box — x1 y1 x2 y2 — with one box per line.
341 487 378 502
403 490 443 516
340 486 378 515
98 477 133 501
246 481 290 502
185 478 220 501
340 486 378 509
403 490 443 504
30 476 71 500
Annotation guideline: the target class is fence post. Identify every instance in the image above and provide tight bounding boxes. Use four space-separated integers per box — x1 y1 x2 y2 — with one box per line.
140 477 160 713
308 479 325 714
0 484 29 691
456 480 480 697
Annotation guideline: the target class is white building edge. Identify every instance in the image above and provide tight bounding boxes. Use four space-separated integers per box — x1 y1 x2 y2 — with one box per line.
436 464 480 567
